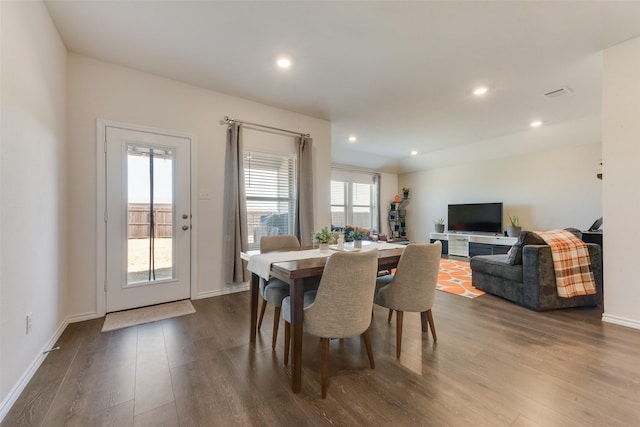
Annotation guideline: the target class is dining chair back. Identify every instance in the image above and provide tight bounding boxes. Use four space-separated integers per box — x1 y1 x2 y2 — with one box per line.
260 235 300 254
374 241 441 357
305 249 379 338
258 235 301 350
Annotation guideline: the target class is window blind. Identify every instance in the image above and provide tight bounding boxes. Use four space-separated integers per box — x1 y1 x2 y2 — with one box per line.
244 151 296 249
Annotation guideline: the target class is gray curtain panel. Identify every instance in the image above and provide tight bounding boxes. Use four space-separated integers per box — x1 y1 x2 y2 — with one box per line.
224 123 249 283
373 173 381 234
295 136 314 245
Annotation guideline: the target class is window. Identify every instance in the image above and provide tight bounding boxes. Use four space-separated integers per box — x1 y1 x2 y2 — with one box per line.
244 151 296 250
331 169 379 231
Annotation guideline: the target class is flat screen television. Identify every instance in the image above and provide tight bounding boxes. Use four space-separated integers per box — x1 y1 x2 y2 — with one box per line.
448 202 503 234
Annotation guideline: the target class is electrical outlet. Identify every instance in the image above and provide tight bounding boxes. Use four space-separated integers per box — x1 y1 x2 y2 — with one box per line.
26 313 33 334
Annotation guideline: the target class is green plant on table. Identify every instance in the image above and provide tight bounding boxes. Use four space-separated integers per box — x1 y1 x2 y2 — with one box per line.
313 226 335 244
349 228 367 241
508 215 520 227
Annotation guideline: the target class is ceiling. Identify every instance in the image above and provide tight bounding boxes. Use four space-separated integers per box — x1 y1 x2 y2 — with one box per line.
44 1 640 174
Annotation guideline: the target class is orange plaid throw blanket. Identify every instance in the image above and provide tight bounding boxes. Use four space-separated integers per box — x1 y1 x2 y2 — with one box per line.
536 229 596 298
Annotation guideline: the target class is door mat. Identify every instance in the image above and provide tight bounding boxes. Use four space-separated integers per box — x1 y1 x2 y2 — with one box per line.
437 259 485 299
102 300 195 332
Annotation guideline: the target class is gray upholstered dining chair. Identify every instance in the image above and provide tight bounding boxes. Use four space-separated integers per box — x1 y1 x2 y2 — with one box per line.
374 241 441 358
281 248 379 398
258 235 301 350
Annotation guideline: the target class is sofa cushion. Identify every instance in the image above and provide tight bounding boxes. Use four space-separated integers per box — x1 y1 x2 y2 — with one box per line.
564 227 583 239
470 254 523 282
506 231 547 266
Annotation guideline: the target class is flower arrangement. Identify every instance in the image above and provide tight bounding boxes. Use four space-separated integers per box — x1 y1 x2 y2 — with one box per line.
313 226 335 244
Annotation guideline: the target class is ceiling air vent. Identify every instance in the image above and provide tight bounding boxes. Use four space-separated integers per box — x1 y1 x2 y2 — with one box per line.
544 86 573 99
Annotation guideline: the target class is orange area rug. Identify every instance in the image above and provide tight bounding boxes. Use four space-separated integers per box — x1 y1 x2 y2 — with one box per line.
437 259 485 299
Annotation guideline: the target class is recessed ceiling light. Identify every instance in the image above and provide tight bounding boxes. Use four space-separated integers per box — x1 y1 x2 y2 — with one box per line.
348 136 357 143
473 87 488 96
530 120 543 128
411 150 418 156
276 57 291 68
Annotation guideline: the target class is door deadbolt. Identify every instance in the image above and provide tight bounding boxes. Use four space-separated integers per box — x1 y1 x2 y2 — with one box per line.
182 225 189 231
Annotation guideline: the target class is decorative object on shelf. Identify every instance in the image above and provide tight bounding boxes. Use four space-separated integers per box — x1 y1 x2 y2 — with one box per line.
394 194 401 203
390 201 396 211
349 228 367 249
313 226 335 251
433 217 445 233
402 187 410 200
336 233 345 250
507 215 522 237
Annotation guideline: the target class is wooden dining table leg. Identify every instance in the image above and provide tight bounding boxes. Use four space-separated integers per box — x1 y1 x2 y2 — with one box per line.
250 273 259 343
291 277 305 393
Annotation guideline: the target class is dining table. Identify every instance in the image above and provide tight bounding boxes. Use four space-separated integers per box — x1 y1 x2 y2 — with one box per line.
241 242 406 393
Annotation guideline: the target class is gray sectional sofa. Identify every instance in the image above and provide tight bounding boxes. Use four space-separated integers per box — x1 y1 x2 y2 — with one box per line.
469 230 602 311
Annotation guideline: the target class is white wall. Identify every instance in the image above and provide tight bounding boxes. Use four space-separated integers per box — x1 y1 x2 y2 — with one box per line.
602 36 640 329
379 172 398 236
67 54 332 315
0 0 68 413
399 143 602 243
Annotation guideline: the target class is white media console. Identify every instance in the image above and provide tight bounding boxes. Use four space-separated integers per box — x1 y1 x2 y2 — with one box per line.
429 232 518 258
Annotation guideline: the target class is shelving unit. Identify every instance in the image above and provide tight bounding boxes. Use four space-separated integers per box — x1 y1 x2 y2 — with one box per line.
388 198 409 239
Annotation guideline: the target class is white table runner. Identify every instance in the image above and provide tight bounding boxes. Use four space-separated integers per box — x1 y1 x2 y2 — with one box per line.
247 249 332 280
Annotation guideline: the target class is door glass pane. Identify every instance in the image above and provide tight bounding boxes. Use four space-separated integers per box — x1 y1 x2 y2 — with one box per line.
127 145 174 284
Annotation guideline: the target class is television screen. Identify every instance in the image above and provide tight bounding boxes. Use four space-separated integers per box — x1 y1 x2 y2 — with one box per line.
448 202 503 233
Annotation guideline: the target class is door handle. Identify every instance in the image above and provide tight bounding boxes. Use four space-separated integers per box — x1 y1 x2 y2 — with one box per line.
182 225 189 231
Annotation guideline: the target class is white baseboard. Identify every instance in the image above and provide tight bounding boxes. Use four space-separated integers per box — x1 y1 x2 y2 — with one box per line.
0 315 71 422
0 310 104 422
195 283 250 299
68 311 101 323
602 313 640 330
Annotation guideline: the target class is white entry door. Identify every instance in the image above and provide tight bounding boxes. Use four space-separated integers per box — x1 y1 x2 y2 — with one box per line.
105 125 191 312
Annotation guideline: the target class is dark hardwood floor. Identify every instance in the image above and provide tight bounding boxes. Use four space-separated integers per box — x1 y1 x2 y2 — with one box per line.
3 289 640 427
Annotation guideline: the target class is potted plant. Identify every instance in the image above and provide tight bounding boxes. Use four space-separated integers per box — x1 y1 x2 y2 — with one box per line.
507 215 521 237
349 228 368 249
313 226 335 251
433 217 445 233
402 187 410 199
390 201 396 211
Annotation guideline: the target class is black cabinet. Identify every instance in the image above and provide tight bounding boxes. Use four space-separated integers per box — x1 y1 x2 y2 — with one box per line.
582 231 602 248
469 242 511 258
430 239 448 255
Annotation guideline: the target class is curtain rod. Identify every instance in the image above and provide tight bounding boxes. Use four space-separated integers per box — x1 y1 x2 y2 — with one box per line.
222 116 310 137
